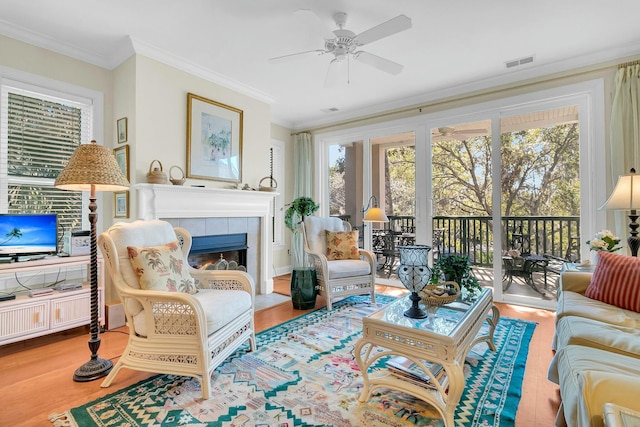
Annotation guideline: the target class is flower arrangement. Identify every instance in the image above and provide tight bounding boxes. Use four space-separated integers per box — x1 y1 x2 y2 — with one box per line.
586 229 622 253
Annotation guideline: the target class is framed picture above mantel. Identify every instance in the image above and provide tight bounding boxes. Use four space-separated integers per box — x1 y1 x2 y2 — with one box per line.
186 93 243 183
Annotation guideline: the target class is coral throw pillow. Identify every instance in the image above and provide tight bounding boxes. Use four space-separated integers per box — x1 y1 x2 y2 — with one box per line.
585 251 640 313
128 240 197 294
326 230 360 260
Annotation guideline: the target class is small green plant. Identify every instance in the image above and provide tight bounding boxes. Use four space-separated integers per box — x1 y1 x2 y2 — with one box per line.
430 253 482 293
284 196 319 232
285 196 319 269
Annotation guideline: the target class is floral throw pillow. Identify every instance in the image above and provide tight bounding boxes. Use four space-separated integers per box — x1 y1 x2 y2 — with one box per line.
127 240 197 294
326 230 360 260
585 251 640 313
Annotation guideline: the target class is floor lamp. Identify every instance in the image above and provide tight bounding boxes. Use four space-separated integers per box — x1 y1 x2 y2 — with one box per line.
362 195 390 224
361 195 389 248
55 140 130 381
600 168 640 257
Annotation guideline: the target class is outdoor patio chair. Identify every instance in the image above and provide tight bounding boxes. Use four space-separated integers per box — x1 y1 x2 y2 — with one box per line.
98 219 256 399
302 216 376 310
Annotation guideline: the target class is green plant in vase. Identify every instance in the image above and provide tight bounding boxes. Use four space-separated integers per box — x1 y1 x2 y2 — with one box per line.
285 196 320 268
285 196 320 309
430 253 482 296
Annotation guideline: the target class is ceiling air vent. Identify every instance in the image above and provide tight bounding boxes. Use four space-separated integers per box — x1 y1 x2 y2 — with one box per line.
322 107 340 113
505 55 535 69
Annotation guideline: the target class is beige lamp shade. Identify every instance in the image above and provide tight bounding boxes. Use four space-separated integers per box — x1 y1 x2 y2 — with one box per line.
55 140 130 191
364 206 389 222
600 172 640 211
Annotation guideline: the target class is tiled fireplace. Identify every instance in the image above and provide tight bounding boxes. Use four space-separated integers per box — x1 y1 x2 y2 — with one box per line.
135 184 276 294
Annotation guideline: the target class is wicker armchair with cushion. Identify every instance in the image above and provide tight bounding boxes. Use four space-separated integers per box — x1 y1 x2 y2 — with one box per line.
98 219 256 399
302 216 376 310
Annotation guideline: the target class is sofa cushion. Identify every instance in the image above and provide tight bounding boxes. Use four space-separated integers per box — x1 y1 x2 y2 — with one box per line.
555 315 640 358
556 291 640 327
549 345 640 427
585 251 640 313
326 230 360 260
128 240 197 294
132 289 251 337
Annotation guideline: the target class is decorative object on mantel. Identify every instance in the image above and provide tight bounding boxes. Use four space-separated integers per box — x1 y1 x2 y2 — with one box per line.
186 93 243 183
259 177 277 192
146 160 168 184
54 139 129 382
169 165 186 186
259 147 278 192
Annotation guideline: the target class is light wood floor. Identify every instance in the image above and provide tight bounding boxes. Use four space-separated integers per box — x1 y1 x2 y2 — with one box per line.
0 276 560 427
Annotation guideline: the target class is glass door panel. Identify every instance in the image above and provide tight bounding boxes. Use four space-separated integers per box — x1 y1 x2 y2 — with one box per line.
431 120 493 285
329 140 363 239
500 106 580 306
370 132 415 284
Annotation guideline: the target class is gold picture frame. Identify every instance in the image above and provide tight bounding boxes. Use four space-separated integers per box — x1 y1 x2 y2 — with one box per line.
186 93 243 183
113 145 129 181
114 191 129 218
117 117 128 143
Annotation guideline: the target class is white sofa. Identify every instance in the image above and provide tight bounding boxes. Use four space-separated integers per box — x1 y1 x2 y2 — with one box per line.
548 269 640 426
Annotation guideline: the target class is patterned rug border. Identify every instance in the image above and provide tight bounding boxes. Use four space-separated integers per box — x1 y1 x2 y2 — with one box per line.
50 294 537 427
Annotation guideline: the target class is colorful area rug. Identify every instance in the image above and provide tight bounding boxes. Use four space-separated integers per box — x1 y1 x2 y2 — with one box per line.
51 295 536 427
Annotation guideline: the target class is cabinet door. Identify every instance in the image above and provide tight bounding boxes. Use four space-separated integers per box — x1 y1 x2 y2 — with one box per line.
0 300 49 341
50 291 91 330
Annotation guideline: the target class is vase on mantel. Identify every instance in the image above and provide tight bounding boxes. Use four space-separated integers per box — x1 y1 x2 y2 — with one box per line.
397 245 432 319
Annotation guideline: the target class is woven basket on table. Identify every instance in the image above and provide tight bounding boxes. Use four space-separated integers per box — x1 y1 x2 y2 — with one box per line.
419 281 460 306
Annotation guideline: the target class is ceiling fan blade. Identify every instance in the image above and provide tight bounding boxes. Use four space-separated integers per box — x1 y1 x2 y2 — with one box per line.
324 58 346 88
268 49 326 63
355 15 412 46
354 51 403 75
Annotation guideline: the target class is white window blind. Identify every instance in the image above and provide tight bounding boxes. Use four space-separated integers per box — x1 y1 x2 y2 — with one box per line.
1 83 94 247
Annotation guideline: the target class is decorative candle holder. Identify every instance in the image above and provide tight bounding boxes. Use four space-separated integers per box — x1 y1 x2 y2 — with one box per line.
397 245 432 318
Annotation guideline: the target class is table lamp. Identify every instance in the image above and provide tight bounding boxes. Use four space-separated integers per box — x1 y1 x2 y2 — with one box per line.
55 140 130 381
599 168 640 257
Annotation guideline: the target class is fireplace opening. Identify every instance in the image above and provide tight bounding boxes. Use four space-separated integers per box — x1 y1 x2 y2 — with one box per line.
188 233 248 271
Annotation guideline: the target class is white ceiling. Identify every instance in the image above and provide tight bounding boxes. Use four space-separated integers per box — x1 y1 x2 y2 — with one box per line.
1 0 640 131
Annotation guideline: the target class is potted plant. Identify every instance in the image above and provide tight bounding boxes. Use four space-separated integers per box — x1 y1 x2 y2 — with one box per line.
285 196 320 309
430 253 482 296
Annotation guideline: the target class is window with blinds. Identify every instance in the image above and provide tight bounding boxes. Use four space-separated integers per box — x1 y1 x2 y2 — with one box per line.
1 86 93 249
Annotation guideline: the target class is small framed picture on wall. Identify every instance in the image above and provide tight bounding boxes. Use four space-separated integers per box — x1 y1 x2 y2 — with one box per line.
114 191 129 218
117 117 128 143
113 145 129 180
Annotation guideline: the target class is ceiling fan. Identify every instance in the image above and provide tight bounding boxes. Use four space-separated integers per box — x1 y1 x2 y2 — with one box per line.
269 11 412 86
432 126 489 141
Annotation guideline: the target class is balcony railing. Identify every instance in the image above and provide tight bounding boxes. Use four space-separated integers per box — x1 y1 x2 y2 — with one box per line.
383 215 580 267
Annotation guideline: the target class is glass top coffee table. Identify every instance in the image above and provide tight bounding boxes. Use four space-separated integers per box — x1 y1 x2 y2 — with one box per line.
354 288 500 427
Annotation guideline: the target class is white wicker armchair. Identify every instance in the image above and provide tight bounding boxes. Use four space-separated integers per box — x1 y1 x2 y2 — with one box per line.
98 220 256 399
302 216 376 310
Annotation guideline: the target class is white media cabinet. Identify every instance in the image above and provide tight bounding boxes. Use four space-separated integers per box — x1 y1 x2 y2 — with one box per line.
0 255 104 345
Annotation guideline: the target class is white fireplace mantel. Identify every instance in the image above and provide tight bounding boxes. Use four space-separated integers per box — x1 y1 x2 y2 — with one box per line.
135 183 277 294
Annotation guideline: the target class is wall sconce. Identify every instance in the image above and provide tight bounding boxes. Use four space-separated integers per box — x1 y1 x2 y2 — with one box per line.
600 168 640 257
362 195 389 223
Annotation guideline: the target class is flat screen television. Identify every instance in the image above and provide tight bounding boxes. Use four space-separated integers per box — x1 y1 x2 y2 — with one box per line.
0 213 58 257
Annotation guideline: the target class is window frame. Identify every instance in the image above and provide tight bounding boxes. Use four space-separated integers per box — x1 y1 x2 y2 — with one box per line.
0 68 105 235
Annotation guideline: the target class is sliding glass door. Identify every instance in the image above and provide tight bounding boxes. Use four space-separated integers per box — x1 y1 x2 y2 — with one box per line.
316 80 604 308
